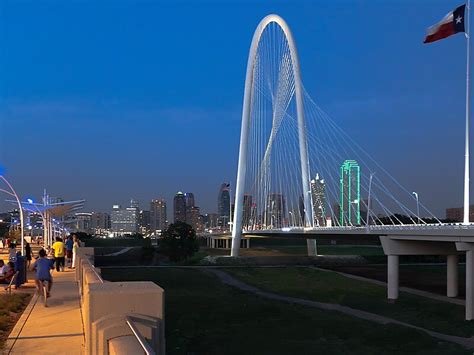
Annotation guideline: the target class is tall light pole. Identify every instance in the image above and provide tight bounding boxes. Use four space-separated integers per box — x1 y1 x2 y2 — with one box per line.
0 175 25 256
366 172 375 233
412 191 420 224
228 184 232 233
27 198 46 247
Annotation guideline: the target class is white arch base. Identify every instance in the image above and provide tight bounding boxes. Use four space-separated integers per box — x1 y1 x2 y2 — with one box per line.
231 14 313 257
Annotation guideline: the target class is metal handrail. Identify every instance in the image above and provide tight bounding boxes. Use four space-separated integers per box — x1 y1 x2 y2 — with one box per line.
90 264 104 284
84 254 104 284
125 316 155 355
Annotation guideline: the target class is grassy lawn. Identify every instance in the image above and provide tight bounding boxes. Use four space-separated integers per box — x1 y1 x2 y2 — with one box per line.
323 264 466 297
226 267 474 338
268 245 384 256
0 293 31 348
199 244 384 258
101 267 469 354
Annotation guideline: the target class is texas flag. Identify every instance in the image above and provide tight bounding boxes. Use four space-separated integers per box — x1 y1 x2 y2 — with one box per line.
424 4 466 44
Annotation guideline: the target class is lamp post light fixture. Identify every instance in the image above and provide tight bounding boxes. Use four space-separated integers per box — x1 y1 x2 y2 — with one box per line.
27 198 48 247
366 172 375 234
412 191 420 224
0 175 25 256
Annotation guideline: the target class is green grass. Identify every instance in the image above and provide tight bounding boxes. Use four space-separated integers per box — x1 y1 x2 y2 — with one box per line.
84 238 151 247
226 267 474 337
101 267 469 354
0 294 31 346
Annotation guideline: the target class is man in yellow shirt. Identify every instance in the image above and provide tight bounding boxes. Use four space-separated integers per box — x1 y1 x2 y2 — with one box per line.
52 237 65 272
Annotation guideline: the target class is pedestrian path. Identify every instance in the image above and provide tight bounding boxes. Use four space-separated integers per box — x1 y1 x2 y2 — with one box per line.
4 268 84 354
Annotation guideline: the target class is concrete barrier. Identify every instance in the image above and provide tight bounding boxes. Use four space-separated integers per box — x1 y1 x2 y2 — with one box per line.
75 247 165 354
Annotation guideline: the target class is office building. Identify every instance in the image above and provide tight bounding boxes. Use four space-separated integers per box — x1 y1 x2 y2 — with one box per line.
90 212 110 234
139 210 151 234
185 192 195 224
74 212 93 234
188 206 200 230
311 174 326 227
242 195 253 228
265 193 286 228
111 204 139 236
446 205 474 222
340 160 361 226
218 183 231 229
150 199 167 232
174 192 186 223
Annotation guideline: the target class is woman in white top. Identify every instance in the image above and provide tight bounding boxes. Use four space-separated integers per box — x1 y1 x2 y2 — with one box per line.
72 235 80 269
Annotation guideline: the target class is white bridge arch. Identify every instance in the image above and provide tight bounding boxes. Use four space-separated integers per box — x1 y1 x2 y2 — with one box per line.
231 14 313 256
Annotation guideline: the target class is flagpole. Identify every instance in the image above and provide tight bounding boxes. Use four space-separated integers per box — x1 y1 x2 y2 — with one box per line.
464 0 471 225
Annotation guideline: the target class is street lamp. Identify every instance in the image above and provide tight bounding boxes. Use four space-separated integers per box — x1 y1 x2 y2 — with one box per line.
27 198 48 247
0 175 25 256
366 172 375 233
412 191 420 224
228 184 232 233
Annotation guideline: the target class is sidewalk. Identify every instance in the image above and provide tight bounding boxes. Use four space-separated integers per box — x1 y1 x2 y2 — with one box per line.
4 268 85 354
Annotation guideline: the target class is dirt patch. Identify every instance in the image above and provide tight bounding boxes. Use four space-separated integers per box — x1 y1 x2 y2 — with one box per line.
0 293 32 349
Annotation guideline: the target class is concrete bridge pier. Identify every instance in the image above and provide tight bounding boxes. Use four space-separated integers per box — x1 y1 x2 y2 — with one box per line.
380 236 460 304
467 250 474 320
306 239 317 256
387 255 399 300
447 254 459 298
456 243 474 320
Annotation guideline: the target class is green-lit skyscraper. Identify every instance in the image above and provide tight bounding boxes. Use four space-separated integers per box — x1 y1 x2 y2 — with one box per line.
340 160 360 226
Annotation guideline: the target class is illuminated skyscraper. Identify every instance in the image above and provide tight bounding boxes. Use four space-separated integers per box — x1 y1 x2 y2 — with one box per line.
340 160 361 226
217 183 231 229
130 199 139 209
265 193 286 228
111 204 139 236
174 192 186 223
185 192 195 223
150 199 167 232
242 195 253 229
90 212 110 234
311 174 326 226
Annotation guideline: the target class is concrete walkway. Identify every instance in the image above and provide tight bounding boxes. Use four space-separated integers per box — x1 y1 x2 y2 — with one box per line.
4 269 84 354
208 269 474 349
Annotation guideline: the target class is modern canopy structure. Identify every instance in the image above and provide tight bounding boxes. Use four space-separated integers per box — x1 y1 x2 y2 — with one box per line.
11 190 85 247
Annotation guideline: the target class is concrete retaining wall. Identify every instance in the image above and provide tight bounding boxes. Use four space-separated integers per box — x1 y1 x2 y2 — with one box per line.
76 248 165 354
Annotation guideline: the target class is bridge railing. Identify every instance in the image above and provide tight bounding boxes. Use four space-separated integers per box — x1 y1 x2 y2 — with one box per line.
243 222 474 234
76 248 165 355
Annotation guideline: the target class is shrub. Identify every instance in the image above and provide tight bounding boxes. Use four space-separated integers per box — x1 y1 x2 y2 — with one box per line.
159 222 199 262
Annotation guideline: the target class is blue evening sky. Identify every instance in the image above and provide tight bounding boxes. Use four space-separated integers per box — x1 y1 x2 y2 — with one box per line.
0 0 469 216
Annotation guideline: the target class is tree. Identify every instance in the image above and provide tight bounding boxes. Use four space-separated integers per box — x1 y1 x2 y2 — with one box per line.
159 221 199 262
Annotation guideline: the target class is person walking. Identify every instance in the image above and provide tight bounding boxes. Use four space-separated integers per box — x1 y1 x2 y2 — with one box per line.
51 237 65 272
25 242 32 268
72 235 79 269
65 236 74 268
31 249 54 297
